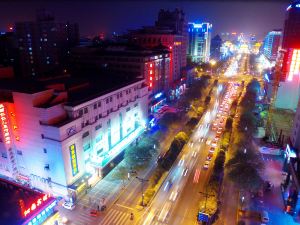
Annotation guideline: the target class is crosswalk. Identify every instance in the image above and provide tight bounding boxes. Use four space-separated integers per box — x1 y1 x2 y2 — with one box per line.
99 209 131 225
69 209 98 225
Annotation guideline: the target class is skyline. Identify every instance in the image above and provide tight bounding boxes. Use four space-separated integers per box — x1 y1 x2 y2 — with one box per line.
0 0 291 39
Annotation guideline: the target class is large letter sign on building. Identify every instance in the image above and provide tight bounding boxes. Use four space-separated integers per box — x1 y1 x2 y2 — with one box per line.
69 144 79 176
0 103 11 145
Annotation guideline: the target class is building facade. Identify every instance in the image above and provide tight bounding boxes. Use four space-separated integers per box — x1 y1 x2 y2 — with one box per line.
0 77 148 200
210 34 222 60
262 30 282 62
15 9 79 78
187 22 212 63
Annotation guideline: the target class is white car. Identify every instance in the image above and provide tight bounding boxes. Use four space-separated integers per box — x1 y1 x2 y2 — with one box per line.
169 186 180 201
62 201 75 210
203 161 210 169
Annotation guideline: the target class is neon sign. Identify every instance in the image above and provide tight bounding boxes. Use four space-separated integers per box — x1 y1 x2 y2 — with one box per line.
287 49 300 81
149 63 154 89
70 144 79 176
154 92 163 99
23 193 51 217
0 104 11 144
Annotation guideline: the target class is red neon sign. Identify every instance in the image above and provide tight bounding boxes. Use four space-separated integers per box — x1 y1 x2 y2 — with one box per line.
287 49 300 81
0 104 11 144
23 194 50 217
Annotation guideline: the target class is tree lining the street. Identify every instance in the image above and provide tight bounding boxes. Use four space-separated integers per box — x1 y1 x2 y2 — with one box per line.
226 78 264 191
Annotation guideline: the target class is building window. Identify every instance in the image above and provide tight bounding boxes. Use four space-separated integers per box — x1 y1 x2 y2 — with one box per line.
99 113 102 118
43 148 47 154
95 124 102 130
110 97 113 102
96 135 102 143
126 107 130 112
110 108 113 113
97 148 103 156
83 143 90 151
17 150 22 155
120 92 123 97
98 102 101 107
79 109 83 116
106 98 109 104
84 108 88 114
1 152 7 158
134 103 138 107
95 115 98 121
82 131 89 138
94 104 97 109
41 134 44 139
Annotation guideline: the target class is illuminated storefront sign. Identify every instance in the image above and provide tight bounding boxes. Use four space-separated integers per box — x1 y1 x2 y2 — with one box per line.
70 144 79 176
149 63 154 89
22 193 51 217
26 200 57 225
0 103 11 145
287 49 300 81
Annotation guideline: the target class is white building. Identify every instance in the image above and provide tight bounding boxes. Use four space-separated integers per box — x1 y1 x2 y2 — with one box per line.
0 76 148 201
187 22 212 63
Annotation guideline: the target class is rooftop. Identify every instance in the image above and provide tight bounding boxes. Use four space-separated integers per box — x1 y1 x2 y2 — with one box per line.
0 178 55 225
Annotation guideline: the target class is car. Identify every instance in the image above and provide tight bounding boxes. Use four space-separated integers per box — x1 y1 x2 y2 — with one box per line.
62 201 75 210
61 217 68 224
207 152 214 158
211 140 217 147
212 126 217 131
169 185 180 201
192 151 197 157
203 161 210 169
218 127 223 131
209 147 215 153
214 136 220 141
217 130 222 134
90 210 98 217
182 167 189 177
207 155 212 161
260 211 269 223
206 139 212 145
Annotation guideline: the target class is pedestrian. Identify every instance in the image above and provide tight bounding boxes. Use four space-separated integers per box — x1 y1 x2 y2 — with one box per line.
97 205 100 211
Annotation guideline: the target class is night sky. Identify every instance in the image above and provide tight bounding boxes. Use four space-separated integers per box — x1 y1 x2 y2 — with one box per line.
0 0 291 40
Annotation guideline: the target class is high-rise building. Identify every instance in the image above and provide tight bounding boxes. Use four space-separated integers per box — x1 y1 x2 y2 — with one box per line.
0 31 20 76
155 8 187 35
187 22 212 63
0 75 148 200
129 9 188 99
274 2 300 111
15 9 79 78
280 2 300 81
262 30 282 62
283 2 300 50
71 43 170 111
210 34 222 60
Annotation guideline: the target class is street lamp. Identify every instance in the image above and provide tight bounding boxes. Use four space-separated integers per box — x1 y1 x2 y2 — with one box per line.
210 60 217 76
136 176 149 207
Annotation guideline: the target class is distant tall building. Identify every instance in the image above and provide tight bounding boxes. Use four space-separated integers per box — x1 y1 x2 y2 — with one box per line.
262 30 282 62
15 9 79 78
0 32 20 76
187 22 212 63
274 2 300 111
155 8 187 35
210 34 222 60
129 8 188 99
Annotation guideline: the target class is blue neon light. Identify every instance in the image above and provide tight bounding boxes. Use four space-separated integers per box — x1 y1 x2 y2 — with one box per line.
154 92 163 99
264 73 270 82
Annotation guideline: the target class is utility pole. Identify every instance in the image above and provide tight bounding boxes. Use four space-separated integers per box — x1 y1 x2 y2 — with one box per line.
136 176 149 207
198 187 215 225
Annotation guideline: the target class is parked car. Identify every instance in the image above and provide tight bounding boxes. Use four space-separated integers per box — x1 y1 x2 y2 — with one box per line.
62 201 75 210
260 210 269 223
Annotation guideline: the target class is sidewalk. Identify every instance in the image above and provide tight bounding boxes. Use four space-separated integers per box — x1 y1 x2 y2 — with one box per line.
239 155 298 225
